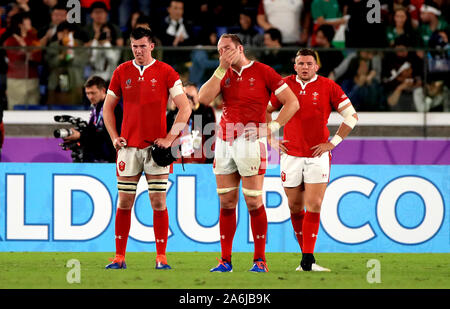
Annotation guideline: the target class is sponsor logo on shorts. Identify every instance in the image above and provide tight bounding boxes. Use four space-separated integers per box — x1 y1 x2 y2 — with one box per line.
118 161 126 172
281 171 286 182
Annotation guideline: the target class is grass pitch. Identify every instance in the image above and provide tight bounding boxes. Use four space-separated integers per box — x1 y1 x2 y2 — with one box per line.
0 252 448 289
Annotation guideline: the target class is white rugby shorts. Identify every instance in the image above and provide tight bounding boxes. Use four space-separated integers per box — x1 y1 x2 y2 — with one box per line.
280 152 331 187
116 146 170 177
213 135 267 177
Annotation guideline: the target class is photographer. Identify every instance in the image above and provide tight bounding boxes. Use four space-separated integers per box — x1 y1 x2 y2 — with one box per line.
63 75 122 162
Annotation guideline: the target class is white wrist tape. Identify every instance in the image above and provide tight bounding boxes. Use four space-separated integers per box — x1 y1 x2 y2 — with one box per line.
268 121 281 134
330 135 343 147
339 105 358 129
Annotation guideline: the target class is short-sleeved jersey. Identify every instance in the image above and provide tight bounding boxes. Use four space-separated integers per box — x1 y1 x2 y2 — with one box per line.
219 61 287 141
108 59 181 149
271 74 349 157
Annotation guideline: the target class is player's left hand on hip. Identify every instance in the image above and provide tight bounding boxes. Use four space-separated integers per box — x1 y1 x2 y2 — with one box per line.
310 142 334 157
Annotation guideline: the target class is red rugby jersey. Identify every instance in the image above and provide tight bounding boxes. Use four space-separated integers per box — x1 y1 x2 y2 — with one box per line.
108 59 181 149
219 61 287 140
270 74 350 157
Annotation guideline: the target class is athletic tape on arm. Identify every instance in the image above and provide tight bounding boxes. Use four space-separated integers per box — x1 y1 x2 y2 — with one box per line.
339 105 358 129
169 80 184 97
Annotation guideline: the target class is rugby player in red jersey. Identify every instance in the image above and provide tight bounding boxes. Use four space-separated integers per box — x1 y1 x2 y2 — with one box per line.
103 27 191 270
268 48 358 271
199 34 299 272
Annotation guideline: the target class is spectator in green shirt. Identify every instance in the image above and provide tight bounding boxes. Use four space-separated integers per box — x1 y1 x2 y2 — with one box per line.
386 6 421 47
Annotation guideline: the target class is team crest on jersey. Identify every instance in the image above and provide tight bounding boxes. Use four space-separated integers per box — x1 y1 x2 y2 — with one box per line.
281 171 286 182
312 92 319 104
118 161 126 171
125 79 132 89
150 78 157 90
249 77 255 87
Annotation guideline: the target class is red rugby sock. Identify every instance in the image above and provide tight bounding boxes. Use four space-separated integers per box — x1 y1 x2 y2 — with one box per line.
154 208 169 256
219 208 237 263
249 205 267 261
115 208 132 257
302 211 321 254
290 211 305 252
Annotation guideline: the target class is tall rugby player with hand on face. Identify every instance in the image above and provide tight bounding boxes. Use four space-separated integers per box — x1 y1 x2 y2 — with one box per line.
103 27 191 270
267 48 358 271
199 34 299 272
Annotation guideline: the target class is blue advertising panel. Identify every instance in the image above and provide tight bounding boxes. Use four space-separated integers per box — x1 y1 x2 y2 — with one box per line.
0 163 448 252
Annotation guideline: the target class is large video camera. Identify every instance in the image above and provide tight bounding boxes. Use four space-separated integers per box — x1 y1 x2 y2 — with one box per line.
53 115 88 162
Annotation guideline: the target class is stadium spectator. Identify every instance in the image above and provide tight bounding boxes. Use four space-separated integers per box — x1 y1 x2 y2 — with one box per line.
267 48 358 272
384 61 418 111
3 12 41 109
382 35 423 89
37 3 67 46
83 1 123 47
45 21 89 106
188 27 220 87
157 0 193 47
199 33 299 273
117 0 151 29
314 24 344 78
382 0 420 28
386 6 421 47
256 0 310 45
417 2 449 47
235 8 264 48
426 29 450 82
103 27 191 270
88 23 121 83
310 0 347 46
338 51 386 111
80 0 110 24
61 75 122 162
260 27 292 75
413 80 449 112
166 83 216 163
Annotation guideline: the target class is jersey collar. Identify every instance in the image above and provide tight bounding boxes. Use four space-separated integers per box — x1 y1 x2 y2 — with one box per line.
133 59 156 76
231 60 254 76
296 74 318 90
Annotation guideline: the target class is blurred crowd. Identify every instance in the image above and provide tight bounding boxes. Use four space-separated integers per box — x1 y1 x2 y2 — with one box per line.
0 0 448 112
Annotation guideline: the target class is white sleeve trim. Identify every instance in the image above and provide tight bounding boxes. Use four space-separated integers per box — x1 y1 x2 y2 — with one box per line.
337 98 351 110
107 89 119 98
169 79 184 97
274 83 288 96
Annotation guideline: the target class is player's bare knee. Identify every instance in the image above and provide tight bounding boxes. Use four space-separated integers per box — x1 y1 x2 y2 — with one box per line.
306 198 323 212
289 202 305 214
149 195 166 211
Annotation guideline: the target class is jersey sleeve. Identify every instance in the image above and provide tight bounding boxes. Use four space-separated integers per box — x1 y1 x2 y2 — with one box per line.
265 65 287 95
330 80 350 111
165 64 183 97
107 65 122 99
257 0 265 15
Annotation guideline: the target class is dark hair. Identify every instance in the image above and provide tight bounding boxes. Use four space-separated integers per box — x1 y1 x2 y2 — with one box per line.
296 48 318 62
84 75 107 89
130 27 154 43
219 33 243 46
135 15 152 29
264 28 282 43
90 1 108 13
317 24 335 43
183 81 198 89
56 21 76 33
52 2 68 12
10 12 31 35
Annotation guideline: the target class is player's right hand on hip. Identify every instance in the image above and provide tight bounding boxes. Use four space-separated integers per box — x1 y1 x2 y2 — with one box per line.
113 137 127 150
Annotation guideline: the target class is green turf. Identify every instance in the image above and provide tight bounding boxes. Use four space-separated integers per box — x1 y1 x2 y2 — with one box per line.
0 252 448 289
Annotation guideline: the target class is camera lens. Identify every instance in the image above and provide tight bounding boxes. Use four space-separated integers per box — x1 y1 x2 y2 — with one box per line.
54 128 72 138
